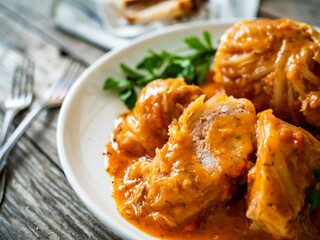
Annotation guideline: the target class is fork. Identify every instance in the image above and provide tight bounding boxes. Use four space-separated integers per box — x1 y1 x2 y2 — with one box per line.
0 57 34 204
0 58 86 173
0 57 34 146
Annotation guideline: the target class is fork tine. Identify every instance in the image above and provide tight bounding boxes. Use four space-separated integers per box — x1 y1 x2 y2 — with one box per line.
19 57 30 97
56 59 85 100
24 58 34 98
47 58 73 96
63 63 84 98
69 61 85 86
64 59 84 87
47 58 85 102
17 57 28 97
62 58 76 79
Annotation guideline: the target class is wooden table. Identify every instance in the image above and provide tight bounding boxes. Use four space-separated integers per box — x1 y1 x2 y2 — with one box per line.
0 0 319 239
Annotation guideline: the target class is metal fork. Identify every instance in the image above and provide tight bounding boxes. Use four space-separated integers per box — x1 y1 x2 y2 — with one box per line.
0 57 34 146
0 58 86 173
0 57 34 204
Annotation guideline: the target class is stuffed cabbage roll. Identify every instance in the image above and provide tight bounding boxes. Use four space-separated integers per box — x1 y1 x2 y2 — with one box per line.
246 110 320 239
213 19 320 129
121 94 256 226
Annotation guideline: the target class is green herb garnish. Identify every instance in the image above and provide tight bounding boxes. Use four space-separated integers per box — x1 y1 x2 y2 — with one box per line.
103 31 217 109
308 169 320 211
314 169 320 182
308 189 320 211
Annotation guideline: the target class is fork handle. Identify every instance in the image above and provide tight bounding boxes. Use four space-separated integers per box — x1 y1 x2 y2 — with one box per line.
0 104 44 172
0 109 19 146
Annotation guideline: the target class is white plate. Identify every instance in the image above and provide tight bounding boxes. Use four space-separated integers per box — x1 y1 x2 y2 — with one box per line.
57 19 236 240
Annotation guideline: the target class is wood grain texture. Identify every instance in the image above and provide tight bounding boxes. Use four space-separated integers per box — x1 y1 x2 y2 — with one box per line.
0 127 121 240
0 0 319 239
0 1 121 239
0 7 98 168
0 9 76 169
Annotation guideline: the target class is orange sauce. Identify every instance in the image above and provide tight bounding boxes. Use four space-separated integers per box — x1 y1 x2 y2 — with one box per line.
106 137 320 239
105 82 320 240
104 17 320 238
106 138 274 240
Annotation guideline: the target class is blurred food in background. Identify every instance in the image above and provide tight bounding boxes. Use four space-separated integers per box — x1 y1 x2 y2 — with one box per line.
110 0 208 23
51 0 260 49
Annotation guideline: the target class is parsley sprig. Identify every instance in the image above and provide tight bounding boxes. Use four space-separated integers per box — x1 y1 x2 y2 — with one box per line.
103 31 216 109
308 169 320 211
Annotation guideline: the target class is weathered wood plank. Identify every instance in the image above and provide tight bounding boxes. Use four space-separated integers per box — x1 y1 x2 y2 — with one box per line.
0 8 69 101
0 3 122 239
0 9 68 168
0 133 121 240
0 107 63 170
259 0 320 26
0 9 88 168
